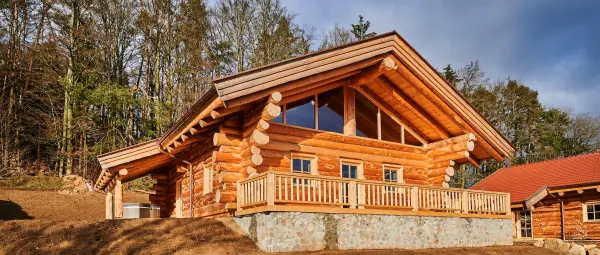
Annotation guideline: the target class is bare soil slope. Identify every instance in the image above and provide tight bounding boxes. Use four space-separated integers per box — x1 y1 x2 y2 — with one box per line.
0 189 559 255
0 189 148 220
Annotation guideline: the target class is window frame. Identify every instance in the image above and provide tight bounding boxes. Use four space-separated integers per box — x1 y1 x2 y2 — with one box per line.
339 158 364 180
583 201 600 222
382 164 404 192
203 164 214 195
290 153 318 185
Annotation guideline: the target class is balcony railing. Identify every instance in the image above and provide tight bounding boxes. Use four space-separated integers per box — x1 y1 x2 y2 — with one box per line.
236 171 510 217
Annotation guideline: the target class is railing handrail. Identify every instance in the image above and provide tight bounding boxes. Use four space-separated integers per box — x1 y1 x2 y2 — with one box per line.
247 171 510 196
237 171 511 215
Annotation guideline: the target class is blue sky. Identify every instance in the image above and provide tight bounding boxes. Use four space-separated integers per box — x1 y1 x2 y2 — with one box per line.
283 0 600 116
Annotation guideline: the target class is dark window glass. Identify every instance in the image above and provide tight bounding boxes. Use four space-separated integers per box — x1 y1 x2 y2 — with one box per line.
588 205 594 212
595 204 600 211
355 92 378 139
380 111 402 143
596 212 600 220
318 87 344 133
271 105 283 123
286 96 315 129
292 158 311 184
384 169 397 182
341 164 358 179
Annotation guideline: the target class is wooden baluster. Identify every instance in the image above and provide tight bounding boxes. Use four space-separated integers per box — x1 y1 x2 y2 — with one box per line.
267 173 275 205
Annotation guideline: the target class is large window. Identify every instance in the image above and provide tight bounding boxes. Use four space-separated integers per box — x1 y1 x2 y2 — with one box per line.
585 203 600 222
275 85 421 146
285 96 315 129
355 92 378 139
318 87 344 133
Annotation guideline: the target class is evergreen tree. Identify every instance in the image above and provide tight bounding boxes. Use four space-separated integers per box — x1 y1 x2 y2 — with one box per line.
351 15 376 40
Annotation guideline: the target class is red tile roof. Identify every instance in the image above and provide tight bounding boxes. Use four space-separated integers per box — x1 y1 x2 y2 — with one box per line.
470 151 600 203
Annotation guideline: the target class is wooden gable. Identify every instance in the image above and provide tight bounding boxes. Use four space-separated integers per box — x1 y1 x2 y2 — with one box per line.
95 31 514 191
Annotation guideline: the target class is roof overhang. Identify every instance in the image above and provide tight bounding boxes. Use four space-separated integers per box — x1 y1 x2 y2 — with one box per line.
95 31 516 191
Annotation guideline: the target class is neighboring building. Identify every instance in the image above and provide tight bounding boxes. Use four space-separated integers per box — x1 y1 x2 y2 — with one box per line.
471 151 600 240
94 31 516 251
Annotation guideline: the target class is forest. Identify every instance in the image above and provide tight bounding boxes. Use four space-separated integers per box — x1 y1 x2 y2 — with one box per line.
1 0 599 188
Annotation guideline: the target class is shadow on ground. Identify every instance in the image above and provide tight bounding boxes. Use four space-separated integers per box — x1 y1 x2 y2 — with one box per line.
0 200 33 220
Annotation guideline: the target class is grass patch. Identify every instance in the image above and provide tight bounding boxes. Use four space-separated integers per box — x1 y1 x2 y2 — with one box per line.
0 176 65 190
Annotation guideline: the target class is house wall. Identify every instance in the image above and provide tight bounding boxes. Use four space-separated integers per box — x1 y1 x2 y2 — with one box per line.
512 190 600 240
233 211 512 252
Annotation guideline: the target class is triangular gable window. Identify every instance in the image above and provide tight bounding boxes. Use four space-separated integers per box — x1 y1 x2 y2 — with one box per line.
273 84 422 146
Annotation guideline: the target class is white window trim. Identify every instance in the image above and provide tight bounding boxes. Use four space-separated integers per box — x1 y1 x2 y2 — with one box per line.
339 158 364 180
203 164 213 195
583 201 600 222
290 152 318 175
382 163 404 184
517 209 534 239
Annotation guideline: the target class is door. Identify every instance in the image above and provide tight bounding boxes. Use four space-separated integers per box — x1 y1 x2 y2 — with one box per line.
519 210 532 238
341 163 359 207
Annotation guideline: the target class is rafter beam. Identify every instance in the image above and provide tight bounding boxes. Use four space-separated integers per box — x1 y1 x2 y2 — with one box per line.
372 76 450 139
348 55 398 87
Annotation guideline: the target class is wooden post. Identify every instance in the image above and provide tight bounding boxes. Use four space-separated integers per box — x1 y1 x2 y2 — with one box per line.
411 187 418 211
506 193 511 215
349 181 357 209
237 180 243 211
105 192 114 220
267 172 275 206
343 85 356 136
461 191 469 213
114 179 123 218
176 198 183 218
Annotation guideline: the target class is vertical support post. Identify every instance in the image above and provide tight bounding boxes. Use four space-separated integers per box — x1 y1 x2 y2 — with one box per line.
506 194 512 215
105 191 114 220
176 198 183 218
462 191 469 213
377 109 382 140
400 126 405 144
267 172 275 206
114 179 123 218
411 186 418 211
344 85 356 136
236 180 243 211
349 181 357 209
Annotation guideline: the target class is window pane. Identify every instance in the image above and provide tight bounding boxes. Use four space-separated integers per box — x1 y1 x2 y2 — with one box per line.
596 212 600 220
302 160 311 174
292 159 302 172
271 105 283 123
594 204 600 212
355 91 378 139
286 96 315 129
588 212 595 220
318 87 344 133
350 166 357 178
391 171 397 181
380 110 402 143
342 165 349 178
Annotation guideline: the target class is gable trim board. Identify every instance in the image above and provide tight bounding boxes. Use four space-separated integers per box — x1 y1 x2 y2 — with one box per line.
94 31 514 192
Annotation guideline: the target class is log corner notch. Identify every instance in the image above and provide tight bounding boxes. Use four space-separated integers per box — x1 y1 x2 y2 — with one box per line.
425 133 477 187
348 55 398 87
208 92 282 212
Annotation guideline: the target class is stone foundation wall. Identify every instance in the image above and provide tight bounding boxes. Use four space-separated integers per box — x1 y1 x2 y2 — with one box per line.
233 212 512 252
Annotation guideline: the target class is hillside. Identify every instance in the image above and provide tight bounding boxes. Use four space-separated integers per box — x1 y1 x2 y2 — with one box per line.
0 189 559 254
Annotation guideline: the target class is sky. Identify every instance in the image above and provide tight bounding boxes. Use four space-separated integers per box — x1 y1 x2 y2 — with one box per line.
283 0 600 116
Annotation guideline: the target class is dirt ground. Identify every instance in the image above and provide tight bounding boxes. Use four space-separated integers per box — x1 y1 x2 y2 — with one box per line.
0 189 149 220
0 189 560 255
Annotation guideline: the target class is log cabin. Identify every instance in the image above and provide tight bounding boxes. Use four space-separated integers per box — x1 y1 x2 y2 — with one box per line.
471 151 600 241
93 31 516 250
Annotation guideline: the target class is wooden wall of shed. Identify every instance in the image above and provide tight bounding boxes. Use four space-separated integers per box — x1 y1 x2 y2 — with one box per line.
529 190 600 240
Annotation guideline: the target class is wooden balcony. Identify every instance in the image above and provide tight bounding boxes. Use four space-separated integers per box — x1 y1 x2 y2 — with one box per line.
236 171 511 219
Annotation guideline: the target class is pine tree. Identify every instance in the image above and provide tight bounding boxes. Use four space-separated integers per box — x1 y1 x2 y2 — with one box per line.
350 15 376 40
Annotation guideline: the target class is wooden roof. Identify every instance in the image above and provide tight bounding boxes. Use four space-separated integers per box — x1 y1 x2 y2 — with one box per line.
95 31 515 191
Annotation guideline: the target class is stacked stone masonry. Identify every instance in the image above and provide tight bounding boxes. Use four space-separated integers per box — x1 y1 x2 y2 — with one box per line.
233 212 512 252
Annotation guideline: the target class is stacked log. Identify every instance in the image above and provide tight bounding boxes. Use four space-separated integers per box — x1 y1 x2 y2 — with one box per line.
425 133 476 187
